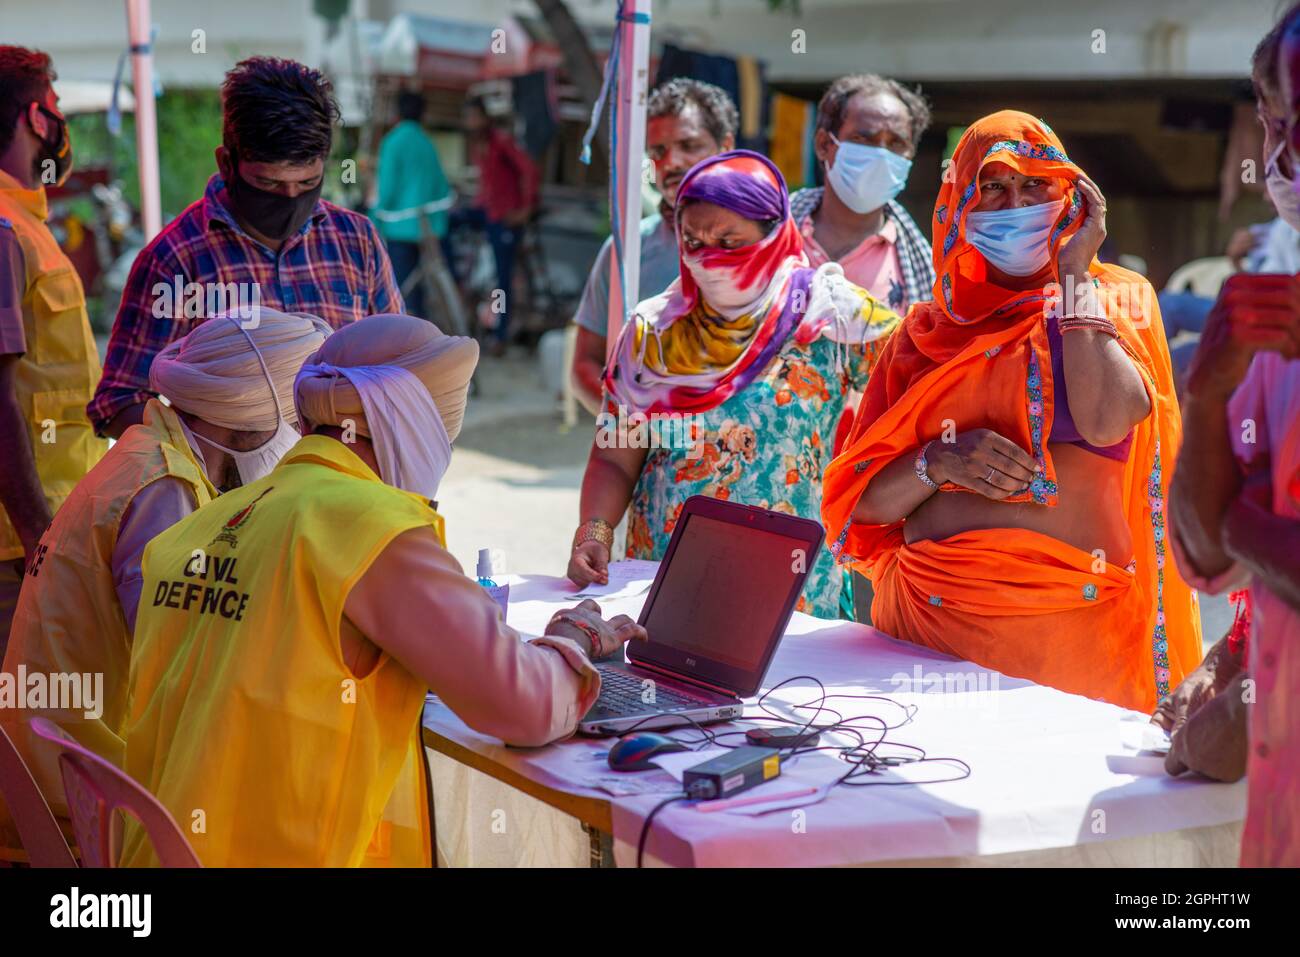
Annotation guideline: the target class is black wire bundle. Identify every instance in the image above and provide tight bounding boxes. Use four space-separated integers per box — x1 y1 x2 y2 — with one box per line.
628 675 974 866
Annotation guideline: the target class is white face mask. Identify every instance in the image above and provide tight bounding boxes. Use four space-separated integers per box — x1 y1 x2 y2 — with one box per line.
192 418 299 489
964 199 1066 277
1264 138 1300 232
191 317 300 489
824 134 913 215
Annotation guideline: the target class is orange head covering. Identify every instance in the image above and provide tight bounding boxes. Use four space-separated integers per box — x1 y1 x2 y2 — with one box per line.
930 111 1085 330
820 110 1201 708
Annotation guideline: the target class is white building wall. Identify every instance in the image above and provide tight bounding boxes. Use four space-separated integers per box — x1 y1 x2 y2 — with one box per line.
1 0 1284 86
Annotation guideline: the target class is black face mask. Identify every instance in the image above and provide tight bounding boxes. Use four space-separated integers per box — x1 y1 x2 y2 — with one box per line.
223 155 321 241
34 106 72 187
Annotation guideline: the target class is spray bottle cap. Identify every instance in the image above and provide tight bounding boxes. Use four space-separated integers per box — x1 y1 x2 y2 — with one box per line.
476 548 493 580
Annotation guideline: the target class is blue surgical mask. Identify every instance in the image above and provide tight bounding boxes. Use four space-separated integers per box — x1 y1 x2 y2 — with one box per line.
825 135 912 214
964 198 1066 277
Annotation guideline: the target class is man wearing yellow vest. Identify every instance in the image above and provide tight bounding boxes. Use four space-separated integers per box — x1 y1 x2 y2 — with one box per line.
0 307 327 862
122 313 646 867
0 46 107 652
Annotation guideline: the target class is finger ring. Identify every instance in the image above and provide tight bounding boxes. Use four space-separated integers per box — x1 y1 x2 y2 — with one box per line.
985 466 996 483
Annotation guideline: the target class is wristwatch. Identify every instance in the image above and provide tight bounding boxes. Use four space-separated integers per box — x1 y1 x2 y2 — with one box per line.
914 441 940 490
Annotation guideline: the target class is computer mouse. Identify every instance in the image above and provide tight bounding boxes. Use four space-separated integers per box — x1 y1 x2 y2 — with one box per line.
607 732 690 772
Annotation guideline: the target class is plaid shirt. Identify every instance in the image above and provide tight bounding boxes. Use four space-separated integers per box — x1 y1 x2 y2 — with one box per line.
789 187 935 310
89 174 403 432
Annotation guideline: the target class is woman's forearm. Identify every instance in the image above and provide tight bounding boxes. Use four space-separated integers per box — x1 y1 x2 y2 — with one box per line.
853 448 937 525
578 443 647 527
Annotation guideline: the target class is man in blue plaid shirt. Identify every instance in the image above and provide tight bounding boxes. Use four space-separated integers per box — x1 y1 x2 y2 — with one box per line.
91 57 403 439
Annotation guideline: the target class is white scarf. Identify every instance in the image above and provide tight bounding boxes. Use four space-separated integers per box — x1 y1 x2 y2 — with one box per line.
295 362 452 501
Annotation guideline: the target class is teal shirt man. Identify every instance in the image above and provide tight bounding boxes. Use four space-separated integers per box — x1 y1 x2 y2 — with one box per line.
374 119 449 242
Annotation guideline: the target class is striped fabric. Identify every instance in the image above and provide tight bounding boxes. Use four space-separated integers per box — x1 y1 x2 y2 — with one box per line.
789 186 935 310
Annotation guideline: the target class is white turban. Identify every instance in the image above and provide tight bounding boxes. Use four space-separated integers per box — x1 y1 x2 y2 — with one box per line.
293 314 479 500
149 309 331 431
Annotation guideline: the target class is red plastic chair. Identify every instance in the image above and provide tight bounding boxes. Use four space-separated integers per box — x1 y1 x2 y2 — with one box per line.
28 717 201 868
0 721 76 867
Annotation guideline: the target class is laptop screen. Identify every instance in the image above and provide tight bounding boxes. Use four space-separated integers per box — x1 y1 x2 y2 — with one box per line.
630 501 822 696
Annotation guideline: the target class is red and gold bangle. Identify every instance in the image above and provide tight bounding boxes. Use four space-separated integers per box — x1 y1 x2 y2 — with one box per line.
548 612 606 658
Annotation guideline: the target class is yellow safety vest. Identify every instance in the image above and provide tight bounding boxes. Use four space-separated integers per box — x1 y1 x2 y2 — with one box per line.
0 170 106 561
122 435 443 867
0 399 215 861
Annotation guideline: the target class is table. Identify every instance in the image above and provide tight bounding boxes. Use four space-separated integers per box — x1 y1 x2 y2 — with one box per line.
422 564 1246 867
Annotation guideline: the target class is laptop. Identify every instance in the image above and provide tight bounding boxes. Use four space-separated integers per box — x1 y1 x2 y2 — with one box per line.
578 495 825 736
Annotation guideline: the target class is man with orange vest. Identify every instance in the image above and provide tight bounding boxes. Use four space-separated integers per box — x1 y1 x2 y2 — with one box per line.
121 313 646 867
0 307 328 862
0 46 107 653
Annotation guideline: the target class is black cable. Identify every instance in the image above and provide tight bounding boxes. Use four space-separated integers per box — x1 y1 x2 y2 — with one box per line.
611 672 974 842
636 792 690 868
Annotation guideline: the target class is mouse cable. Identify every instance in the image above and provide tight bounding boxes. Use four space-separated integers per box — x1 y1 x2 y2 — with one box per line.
597 711 721 748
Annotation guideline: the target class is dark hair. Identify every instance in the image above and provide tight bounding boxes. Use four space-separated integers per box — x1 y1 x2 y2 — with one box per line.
0 46 55 156
397 91 425 122
647 78 738 146
221 56 339 163
1252 2 1300 102
816 73 931 147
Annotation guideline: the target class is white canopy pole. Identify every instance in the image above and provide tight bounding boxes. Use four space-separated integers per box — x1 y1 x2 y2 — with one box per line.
605 0 652 361
125 0 162 240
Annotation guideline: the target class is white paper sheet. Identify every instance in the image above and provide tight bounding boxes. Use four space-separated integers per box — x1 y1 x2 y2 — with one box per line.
569 560 658 601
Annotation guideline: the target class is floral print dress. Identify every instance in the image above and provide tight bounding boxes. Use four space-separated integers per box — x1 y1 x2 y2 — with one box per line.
616 328 894 618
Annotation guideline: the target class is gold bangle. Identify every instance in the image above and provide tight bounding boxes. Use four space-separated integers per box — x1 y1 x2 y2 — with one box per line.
573 518 614 551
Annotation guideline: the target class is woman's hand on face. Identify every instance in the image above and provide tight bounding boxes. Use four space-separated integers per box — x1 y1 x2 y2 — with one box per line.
567 540 611 587
1057 175 1107 278
929 429 1041 500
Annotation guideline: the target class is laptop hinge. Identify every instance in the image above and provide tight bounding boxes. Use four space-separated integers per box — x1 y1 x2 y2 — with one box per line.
626 657 740 700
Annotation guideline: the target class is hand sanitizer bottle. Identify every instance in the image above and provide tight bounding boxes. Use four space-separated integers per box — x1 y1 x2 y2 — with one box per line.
476 548 509 615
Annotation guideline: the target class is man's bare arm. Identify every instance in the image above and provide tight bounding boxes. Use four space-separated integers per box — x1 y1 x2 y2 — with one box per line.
570 326 607 416
0 354 52 557
1224 501 1300 612
102 402 147 441
1169 393 1242 582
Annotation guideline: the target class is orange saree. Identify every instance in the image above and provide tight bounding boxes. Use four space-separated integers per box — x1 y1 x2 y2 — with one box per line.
821 112 1201 712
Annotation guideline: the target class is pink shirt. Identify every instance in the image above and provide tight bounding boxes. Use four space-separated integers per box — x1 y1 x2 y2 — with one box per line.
1173 352 1300 867
798 213 906 310
1230 354 1300 867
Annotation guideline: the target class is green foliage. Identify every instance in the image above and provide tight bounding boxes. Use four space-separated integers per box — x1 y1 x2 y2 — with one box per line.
66 88 224 221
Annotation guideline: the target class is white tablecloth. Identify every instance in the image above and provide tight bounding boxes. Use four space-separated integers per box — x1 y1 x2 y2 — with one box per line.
423 563 1246 867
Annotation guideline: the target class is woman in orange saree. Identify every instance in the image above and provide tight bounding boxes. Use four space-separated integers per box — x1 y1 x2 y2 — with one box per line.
821 111 1201 713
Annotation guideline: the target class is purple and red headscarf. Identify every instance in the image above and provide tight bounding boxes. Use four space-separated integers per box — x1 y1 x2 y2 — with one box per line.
603 150 895 415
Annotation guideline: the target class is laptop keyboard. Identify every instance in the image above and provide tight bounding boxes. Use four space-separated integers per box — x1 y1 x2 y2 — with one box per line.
592 666 716 714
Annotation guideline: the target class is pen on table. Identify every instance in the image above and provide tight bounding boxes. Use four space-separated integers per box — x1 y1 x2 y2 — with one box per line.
693 786 820 813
